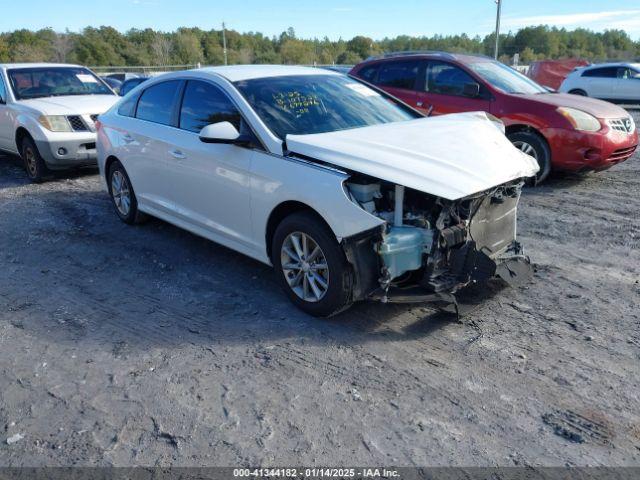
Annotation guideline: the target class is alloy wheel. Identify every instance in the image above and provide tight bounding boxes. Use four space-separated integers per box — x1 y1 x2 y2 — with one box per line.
111 170 131 217
280 231 330 303
513 140 539 160
24 147 37 177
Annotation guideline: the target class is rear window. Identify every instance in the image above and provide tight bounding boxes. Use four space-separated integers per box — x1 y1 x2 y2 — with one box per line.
0 74 6 102
135 80 181 126
376 61 420 90
357 64 380 83
117 93 139 117
582 67 618 78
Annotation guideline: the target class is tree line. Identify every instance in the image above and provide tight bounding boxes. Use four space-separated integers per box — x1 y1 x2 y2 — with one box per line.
0 25 638 67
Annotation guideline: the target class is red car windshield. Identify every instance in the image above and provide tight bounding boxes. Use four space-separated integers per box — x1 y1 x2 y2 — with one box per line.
468 61 547 95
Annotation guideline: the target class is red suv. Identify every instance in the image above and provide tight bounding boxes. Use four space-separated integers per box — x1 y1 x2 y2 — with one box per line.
350 52 638 183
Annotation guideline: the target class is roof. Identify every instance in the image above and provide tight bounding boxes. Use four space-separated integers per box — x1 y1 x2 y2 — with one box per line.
363 51 492 63
581 62 640 70
197 65 340 82
0 62 84 70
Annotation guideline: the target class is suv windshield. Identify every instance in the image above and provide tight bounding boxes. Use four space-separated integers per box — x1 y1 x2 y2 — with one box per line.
8 67 114 100
234 74 419 139
467 61 547 95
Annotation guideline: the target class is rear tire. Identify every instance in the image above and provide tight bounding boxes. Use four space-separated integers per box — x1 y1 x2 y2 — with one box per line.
107 160 147 225
569 89 588 97
20 136 49 183
507 131 552 184
272 211 353 317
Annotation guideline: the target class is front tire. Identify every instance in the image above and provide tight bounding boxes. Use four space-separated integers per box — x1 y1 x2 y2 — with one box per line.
507 131 552 184
107 160 147 224
20 136 49 183
272 211 353 317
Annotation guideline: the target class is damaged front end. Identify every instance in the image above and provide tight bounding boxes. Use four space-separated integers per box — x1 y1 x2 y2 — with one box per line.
342 176 533 309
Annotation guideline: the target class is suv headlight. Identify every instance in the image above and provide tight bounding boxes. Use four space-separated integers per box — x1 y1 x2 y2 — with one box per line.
38 115 72 132
557 107 601 132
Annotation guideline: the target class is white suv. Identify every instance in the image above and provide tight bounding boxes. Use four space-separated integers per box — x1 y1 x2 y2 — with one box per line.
97 66 538 316
0 63 119 182
560 63 640 103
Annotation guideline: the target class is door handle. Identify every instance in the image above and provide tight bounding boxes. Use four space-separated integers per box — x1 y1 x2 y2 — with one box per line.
122 133 134 143
169 149 186 160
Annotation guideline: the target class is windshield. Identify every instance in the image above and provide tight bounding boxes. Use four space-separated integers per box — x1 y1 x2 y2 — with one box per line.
234 74 419 139
467 61 547 95
8 67 114 100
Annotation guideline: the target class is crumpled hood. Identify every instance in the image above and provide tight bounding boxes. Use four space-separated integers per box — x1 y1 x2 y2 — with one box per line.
286 112 539 200
18 95 119 115
518 92 629 119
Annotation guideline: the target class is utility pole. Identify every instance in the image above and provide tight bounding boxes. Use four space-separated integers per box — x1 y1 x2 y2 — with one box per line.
494 0 502 59
222 22 228 66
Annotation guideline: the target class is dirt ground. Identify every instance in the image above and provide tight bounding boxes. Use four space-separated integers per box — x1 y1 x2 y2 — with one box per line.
1 111 639 468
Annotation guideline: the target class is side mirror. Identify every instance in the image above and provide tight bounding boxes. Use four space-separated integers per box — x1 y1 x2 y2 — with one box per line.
199 122 242 144
462 82 481 98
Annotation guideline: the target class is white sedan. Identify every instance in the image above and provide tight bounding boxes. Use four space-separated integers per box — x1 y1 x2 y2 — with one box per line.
97 65 538 316
560 63 640 103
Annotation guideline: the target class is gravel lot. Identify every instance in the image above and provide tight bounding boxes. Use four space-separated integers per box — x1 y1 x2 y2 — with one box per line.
1 111 639 467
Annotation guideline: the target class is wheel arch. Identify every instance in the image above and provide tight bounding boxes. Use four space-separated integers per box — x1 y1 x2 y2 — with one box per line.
505 123 545 139
104 155 121 179
265 200 336 260
15 127 33 151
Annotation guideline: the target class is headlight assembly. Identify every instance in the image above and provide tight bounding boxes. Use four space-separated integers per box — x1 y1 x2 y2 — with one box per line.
38 115 72 132
557 107 601 132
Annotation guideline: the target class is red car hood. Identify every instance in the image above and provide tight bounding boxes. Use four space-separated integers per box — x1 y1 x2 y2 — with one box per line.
518 93 628 119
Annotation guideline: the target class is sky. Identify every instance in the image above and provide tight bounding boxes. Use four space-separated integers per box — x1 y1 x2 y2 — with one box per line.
2 0 640 39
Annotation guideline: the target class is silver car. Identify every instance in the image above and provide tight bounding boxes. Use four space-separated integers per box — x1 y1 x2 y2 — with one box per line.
0 63 118 182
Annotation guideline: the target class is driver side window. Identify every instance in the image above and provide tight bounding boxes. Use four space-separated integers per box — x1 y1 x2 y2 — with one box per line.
179 80 242 133
425 61 475 96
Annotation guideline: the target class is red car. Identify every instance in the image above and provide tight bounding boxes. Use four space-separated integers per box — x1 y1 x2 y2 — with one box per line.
350 52 638 183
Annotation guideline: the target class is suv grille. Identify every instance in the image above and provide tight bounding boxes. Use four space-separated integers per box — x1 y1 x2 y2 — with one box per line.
67 115 88 132
608 117 636 134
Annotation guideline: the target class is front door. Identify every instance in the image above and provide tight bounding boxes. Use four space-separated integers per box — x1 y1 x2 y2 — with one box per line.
615 67 640 102
417 60 491 116
166 80 254 248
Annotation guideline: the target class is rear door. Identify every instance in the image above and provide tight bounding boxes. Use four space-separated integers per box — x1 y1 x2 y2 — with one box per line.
580 67 617 99
165 79 255 248
374 60 421 107
417 60 491 115
0 72 11 151
124 79 183 214
614 67 640 102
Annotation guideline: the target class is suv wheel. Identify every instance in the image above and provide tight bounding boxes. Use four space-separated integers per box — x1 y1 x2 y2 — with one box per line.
508 131 552 184
569 89 588 96
272 211 353 317
107 160 147 224
21 136 49 183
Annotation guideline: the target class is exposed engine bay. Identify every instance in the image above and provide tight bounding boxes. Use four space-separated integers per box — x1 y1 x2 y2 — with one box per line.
342 175 533 305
